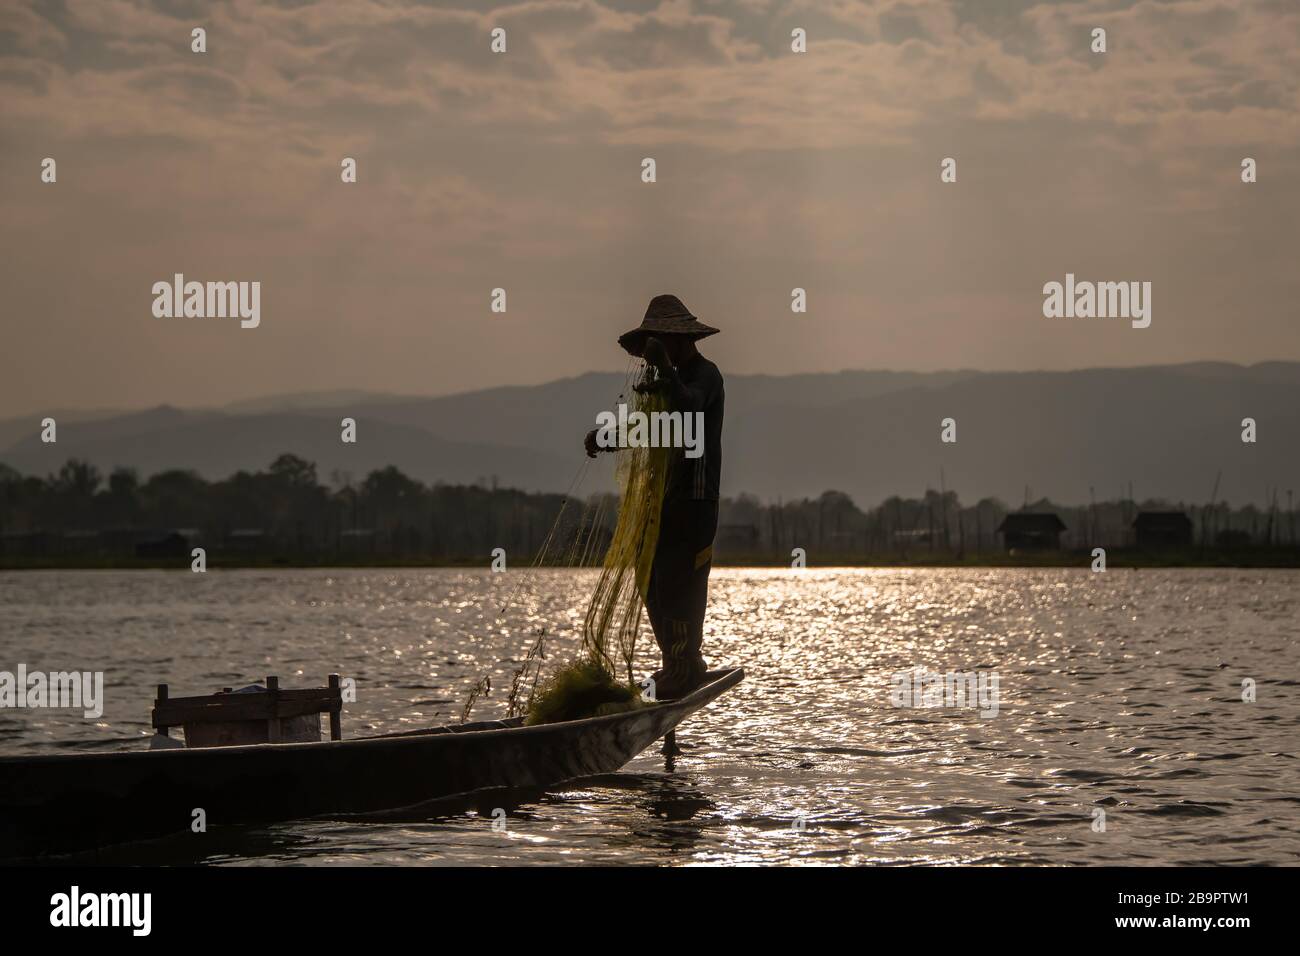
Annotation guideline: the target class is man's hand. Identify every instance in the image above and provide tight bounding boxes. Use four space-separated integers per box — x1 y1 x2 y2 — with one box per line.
634 362 668 395
643 336 671 372
584 428 602 458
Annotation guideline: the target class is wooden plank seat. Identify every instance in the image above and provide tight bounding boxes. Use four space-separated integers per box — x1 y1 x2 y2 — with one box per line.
152 675 343 748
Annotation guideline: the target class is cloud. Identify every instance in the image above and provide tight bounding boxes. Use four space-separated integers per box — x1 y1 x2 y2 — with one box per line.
0 0 1297 414
9 0 1297 153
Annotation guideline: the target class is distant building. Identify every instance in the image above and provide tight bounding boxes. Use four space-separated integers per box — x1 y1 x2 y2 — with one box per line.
136 531 191 559
996 513 1066 551
100 528 165 553
1133 511 1193 550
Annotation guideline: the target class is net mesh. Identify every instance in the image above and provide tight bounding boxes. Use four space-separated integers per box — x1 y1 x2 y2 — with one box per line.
580 367 673 683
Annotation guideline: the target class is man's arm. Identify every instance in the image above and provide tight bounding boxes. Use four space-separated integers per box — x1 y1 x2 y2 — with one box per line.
642 337 709 413
586 338 713 457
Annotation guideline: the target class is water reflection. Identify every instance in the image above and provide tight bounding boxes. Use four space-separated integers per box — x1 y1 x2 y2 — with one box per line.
1 568 1297 864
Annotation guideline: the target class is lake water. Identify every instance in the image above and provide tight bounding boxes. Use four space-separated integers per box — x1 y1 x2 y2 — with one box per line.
1 568 1296 865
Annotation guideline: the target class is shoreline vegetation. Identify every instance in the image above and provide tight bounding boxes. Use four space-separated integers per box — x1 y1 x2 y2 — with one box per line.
3 454 1297 570
3 552 1298 570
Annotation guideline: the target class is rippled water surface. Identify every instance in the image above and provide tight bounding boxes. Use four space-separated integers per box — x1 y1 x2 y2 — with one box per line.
1 568 1297 865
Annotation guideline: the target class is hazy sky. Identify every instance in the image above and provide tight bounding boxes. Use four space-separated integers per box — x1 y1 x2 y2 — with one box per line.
2 0 1297 417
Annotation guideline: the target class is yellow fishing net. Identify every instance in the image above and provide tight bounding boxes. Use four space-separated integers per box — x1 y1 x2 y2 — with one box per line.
516 364 674 725
580 372 673 683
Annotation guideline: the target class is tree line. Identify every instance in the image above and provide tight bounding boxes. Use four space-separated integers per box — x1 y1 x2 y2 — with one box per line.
0 455 584 562
0 455 1294 564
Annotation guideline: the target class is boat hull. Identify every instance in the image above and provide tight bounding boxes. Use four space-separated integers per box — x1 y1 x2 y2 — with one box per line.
0 667 743 859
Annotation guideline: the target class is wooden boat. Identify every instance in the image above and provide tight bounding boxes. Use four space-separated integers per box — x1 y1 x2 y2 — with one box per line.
0 667 743 859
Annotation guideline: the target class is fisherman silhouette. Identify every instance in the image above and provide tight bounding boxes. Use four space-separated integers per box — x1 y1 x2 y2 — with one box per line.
584 294 724 700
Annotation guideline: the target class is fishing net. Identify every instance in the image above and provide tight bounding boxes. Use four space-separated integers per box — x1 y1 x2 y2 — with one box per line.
482 362 674 725
579 370 673 684
524 658 643 726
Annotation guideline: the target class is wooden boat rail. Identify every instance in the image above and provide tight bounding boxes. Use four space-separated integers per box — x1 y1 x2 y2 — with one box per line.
153 674 343 745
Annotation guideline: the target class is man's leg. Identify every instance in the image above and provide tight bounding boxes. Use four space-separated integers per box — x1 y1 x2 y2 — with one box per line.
644 550 670 666
677 498 718 689
644 502 684 694
648 500 717 699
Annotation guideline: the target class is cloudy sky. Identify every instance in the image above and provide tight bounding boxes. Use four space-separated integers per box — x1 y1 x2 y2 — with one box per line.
2 0 1297 416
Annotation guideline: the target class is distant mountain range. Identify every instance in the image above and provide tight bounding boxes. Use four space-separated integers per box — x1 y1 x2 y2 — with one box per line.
3 363 1297 507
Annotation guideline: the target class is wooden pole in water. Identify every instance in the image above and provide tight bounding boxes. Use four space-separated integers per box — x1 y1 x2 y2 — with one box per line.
156 683 169 737
662 729 680 760
328 673 342 741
